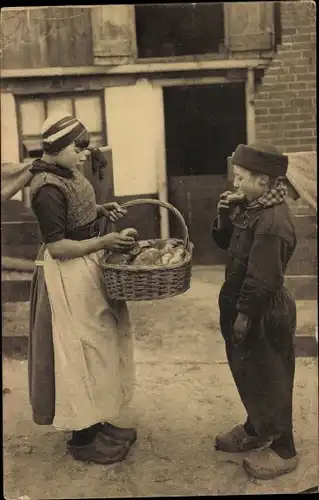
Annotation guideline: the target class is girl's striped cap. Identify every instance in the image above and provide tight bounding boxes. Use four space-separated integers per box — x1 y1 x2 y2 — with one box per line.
41 113 87 154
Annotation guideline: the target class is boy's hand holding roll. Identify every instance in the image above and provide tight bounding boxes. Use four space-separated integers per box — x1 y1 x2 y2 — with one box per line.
217 191 233 229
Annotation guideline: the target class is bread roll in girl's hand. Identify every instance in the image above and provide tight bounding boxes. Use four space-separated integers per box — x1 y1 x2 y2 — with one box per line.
105 228 139 263
105 252 131 264
120 228 138 239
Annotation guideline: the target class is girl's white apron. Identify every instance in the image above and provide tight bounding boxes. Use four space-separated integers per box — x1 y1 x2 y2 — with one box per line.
42 247 135 431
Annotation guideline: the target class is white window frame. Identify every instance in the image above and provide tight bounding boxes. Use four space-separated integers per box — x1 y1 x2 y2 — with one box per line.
16 90 107 161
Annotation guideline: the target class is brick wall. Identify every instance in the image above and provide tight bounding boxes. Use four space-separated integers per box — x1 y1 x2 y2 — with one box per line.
254 1 316 153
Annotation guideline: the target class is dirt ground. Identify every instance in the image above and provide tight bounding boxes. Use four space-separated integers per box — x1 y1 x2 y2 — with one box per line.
3 267 318 499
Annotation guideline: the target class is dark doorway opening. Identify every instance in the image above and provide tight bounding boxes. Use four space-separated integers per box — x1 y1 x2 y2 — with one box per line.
163 82 246 264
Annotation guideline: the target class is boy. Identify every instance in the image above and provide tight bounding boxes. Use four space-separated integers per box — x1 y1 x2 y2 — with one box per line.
212 142 298 479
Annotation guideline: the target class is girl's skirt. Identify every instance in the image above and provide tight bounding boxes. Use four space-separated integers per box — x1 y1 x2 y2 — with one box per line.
43 247 135 431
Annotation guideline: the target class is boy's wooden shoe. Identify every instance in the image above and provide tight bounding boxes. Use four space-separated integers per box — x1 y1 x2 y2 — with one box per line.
101 422 137 445
215 425 270 453
67 432 130 464
243 448 299 479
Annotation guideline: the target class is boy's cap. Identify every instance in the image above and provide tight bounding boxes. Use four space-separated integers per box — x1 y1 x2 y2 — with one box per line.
231 142 288 177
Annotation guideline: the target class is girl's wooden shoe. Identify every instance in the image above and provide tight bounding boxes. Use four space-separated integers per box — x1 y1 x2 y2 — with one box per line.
101 422 137 446
67 432 130 465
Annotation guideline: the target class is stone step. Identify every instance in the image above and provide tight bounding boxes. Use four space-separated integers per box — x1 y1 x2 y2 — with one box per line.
1 219 41 260
1 199 36 223
1 244 39 261
2 256 35 272
284 276 317 301
286 215 317 276
1 220 40 245
2 280 33 303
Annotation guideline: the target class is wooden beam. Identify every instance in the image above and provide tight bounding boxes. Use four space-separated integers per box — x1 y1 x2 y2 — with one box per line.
1 58 269 79
152 76 239 87
2 76 137 96
245 68 256 143
152 85 169 240
2 6 93 11
2 256 35 272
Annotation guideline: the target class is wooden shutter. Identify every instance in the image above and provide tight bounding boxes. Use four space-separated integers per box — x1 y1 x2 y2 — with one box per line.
1 8 48 69
91 6 137 65
1 7 93 69
224 2 275 52
45 7 93 67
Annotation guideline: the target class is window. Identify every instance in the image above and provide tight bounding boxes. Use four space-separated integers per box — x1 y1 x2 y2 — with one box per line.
135 3 225 59
17 92 106 161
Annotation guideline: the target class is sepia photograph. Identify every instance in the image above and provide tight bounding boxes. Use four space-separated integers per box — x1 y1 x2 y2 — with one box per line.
1 2 317 498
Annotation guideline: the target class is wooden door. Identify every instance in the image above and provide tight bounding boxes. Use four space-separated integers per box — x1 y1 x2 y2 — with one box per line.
164 83 246 265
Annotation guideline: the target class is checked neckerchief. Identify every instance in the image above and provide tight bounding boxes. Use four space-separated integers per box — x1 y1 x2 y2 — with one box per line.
245 180 288 210
230 180 288 220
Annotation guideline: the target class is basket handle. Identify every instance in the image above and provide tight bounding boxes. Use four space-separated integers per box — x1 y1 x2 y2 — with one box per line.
117 198 190 251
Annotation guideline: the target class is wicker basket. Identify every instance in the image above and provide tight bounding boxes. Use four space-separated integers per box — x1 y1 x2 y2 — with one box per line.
99 199 193 301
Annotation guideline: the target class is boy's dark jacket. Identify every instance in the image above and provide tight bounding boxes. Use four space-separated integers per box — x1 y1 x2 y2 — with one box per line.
212 202 296 317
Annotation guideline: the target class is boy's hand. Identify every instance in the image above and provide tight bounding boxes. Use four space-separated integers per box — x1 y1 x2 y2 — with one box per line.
232 313 250 344
217 191 233 214
217 191 232 228
97 203 127 223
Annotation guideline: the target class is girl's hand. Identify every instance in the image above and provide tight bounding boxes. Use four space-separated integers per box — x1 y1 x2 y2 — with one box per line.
97 202 127 223
100 232 135 251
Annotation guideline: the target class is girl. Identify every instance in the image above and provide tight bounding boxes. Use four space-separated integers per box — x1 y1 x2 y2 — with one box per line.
212 142 299 480
28 113 137 464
